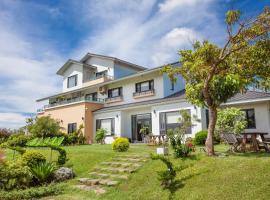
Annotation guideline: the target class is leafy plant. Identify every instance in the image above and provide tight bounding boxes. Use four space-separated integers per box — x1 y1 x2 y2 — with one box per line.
95 128 107 144
26 116 62 138
194 130 208 145
22 150 46 168
112 137 129 152
215 108 247 136
50 145 67 165
139 126 149 137
30 162 56 184
167 110 197 158
0 160 32 190
6 134 31 147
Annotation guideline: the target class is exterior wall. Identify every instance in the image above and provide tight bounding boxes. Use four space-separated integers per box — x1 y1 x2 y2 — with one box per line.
38 102 103 143
223 101 270 134
104 71 164 107
114 63 140 79
62 63 83 92
163 74 185 97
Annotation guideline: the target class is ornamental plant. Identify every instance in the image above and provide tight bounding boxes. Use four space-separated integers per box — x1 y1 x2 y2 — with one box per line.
95 128 107 144
112 137 129 152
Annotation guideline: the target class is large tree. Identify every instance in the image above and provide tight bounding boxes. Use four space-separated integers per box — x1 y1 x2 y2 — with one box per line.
162 8 270 156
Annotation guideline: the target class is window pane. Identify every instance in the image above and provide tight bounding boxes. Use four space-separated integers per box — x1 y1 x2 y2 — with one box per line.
68 75 77 88
140 82 149 91
112 88 119 97
101 119 112 135
166 112 180 124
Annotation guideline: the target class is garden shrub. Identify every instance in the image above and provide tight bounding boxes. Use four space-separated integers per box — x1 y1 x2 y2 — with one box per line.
112 137 129 152
30 162 56 184
0 160 32 190
7 134 31 147
50 146 67 165
95 128 107 144
22 150 46 168
194 130 208 145
0 129 13 144
0 183 63 200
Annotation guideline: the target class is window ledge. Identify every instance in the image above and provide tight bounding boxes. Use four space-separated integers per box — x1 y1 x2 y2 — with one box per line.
133 89 155 99
105 96 123 103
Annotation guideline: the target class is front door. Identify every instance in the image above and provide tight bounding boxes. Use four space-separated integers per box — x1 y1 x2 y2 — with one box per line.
131 113 151 142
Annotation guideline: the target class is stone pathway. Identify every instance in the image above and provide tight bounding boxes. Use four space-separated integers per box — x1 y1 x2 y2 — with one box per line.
74 154 149 195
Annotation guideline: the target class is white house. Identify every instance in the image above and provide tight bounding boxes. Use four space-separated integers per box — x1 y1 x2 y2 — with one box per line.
36 53 270 144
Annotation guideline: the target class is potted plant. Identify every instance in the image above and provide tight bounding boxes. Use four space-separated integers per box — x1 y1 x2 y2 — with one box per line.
139 126 149 143
156 134 169 155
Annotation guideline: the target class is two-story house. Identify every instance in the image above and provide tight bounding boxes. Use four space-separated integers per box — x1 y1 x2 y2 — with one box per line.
37 53 270 144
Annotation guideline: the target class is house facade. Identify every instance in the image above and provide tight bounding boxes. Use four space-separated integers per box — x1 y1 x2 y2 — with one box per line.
37 53 270 143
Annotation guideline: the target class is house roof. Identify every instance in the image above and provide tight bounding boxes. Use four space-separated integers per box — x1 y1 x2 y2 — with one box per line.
93 90 270 113
56 59 96 75
36 61 180 102
80 53 147 71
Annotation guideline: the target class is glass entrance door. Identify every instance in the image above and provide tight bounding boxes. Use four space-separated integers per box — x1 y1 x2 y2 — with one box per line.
131 113 151 142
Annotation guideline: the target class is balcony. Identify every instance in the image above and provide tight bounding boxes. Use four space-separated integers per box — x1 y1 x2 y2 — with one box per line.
105 96 123 103
82 75 113 87
133 89 155 99
37 96 104 112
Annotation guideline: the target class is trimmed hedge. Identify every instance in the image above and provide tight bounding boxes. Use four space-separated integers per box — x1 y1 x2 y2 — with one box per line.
0 183 63 200
22 150 46 168
194 130 208 145
112 137 129 152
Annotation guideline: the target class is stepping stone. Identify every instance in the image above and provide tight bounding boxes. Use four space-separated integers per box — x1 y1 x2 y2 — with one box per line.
79 178 100 186
74 185 106 195
99 179 119 186
110 174 128 180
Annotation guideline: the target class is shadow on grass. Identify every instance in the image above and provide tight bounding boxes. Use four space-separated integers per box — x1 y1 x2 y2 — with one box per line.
166 171 203 200
229 152 270 158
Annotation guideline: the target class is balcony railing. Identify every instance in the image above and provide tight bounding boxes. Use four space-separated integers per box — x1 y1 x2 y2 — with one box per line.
133 89 155 98
105 96 123 103
83 74 113 87
37 96 104 112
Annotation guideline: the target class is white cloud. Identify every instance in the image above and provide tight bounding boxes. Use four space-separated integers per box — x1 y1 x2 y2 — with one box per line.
152 27 201 65
158 0 211 13
0 113 28 129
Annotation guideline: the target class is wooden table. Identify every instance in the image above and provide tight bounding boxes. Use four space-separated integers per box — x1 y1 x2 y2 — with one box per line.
241 132 268 152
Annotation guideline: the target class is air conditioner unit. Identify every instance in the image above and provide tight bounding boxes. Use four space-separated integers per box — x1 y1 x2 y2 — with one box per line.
99 86 107 94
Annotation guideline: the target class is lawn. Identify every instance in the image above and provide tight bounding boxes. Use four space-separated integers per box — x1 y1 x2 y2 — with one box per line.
6 144 270 200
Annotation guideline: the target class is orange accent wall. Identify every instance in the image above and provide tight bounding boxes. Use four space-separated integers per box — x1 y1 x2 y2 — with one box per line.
38 102 103 144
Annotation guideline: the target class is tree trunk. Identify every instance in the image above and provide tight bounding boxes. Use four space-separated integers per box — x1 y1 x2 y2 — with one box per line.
205 106 217 156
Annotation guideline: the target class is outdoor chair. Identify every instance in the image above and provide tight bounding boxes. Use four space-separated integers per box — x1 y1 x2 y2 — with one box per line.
222 133 241 152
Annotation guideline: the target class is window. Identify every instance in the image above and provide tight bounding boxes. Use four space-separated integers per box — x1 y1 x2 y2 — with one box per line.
96 70 107 79
159 110 191 134
68 123 77 134
96 118 115 135
67 75 77 88
242 109 256 129
108 87 122 98
135 80 154 92
85 92 97 101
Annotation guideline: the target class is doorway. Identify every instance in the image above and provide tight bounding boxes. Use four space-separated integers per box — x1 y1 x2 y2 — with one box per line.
131 113 152 142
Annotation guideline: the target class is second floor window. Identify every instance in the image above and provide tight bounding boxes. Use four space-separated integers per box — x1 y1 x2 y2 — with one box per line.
68 123 77 134
85 92 97 101
108 87 122 98
242 109 256 129
67 75 77 88
135 80 154 92
96 70 107 79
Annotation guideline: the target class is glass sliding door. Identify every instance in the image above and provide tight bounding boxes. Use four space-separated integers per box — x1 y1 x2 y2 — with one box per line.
131 113 152 142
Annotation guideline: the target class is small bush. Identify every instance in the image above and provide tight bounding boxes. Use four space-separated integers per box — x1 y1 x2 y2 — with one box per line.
22 150 46 168
0 160 32 190
0 183 63 200
30 162 56 184
7 134 31 147
194 130 208 145
95 128 107 144
112 137 129 152
50 146 67 165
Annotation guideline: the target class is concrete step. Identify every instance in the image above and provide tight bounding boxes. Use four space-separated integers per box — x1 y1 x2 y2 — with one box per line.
89 172 129 180
94 167 136 173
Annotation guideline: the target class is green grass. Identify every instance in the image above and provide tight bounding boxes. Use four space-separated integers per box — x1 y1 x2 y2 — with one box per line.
5 144 270 200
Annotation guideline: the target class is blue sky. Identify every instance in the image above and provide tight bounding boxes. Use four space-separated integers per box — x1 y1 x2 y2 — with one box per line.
0 0 269 129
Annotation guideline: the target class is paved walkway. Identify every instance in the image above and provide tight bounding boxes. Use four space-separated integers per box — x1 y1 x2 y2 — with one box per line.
74 154 149 195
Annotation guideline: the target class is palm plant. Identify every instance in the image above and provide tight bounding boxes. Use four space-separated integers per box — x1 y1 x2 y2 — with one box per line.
30 162 56 184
